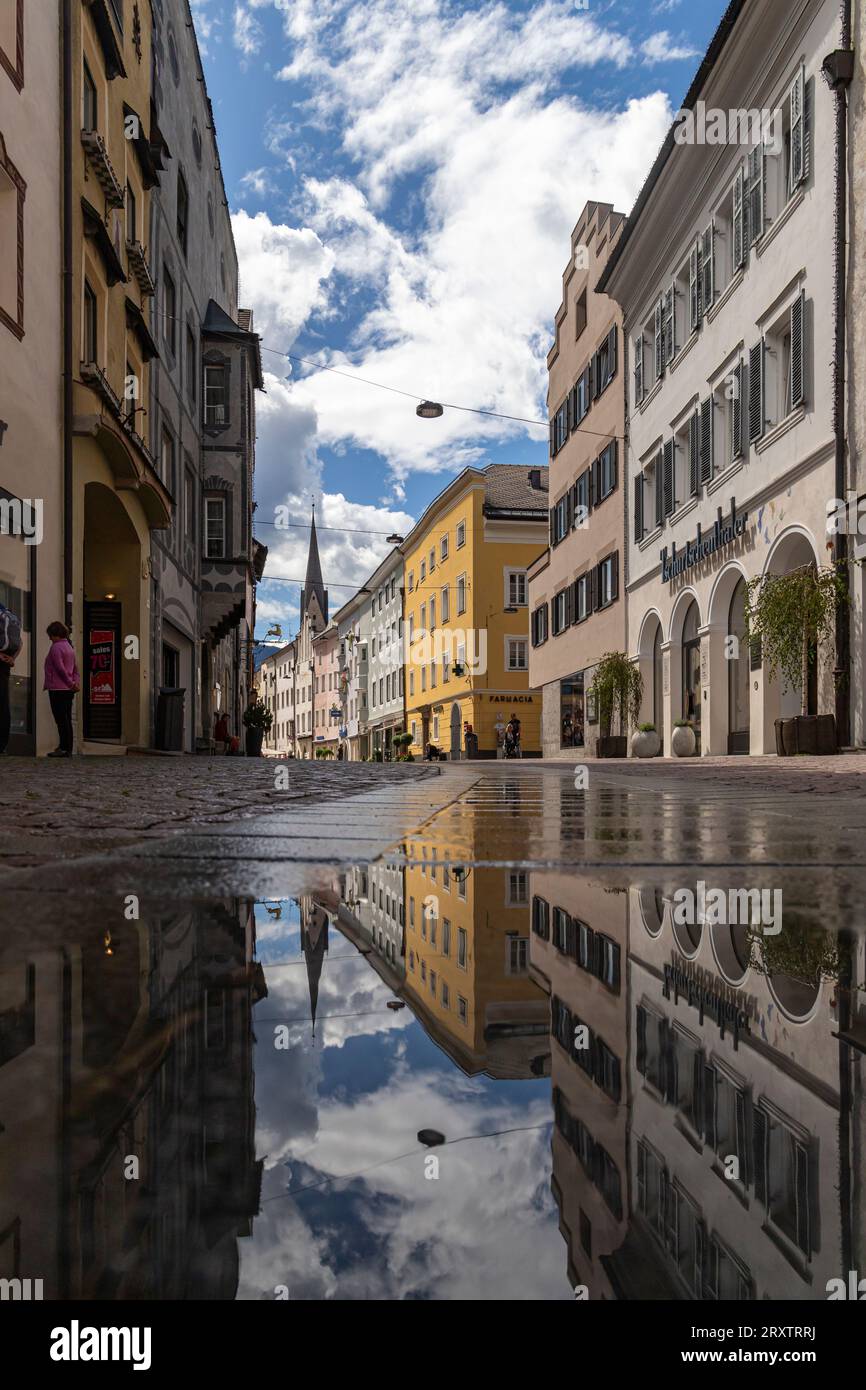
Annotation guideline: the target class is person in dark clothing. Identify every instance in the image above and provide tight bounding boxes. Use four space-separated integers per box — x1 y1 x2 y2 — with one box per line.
44 621 80 757
0 600 22 755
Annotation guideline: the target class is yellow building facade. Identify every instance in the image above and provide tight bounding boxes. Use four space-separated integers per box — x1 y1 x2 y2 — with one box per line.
402 464 548 759
71 0 170 750
402 839 548 1077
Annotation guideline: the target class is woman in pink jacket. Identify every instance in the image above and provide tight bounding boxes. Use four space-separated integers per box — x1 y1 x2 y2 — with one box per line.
44 621 80 757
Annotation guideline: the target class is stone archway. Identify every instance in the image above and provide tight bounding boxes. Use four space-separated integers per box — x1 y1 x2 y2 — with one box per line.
83 482 144 746
449 701 461 759
757 528 822 751
635 609 665 754
706 563 750 756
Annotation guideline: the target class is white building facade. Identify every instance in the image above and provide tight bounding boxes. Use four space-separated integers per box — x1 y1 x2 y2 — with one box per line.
365 548 405 759
599 0 846 757
256 641 296 756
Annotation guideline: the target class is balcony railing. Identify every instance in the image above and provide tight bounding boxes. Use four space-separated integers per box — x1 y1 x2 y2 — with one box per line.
126 238 156 296
81 129 125 209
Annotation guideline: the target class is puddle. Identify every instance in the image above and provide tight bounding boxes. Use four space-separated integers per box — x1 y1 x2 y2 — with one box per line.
1 768 864 1300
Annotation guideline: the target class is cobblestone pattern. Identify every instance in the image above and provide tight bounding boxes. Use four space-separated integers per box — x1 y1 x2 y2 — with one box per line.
0 756 436 865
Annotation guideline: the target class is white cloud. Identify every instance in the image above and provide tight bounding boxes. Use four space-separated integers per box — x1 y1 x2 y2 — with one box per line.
232 1 675 491
233 3 265 58
239 167 278 199
189 0 223 52
641 30 700 64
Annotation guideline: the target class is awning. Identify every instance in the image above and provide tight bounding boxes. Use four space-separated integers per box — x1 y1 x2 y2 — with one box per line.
82 198 126 287
125 297 159 362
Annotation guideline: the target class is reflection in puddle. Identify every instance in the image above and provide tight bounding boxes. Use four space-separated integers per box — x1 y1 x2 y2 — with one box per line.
1 817 863 1300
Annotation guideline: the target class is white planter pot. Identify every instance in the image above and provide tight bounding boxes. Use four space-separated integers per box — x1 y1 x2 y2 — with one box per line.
631 729 660 759
671 724 697 758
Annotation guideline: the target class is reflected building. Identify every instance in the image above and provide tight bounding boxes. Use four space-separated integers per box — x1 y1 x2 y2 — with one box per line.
618 886 849 1299
0 899 263 1300
529 873 630 1299
342 865 406 977
401 842 549 1078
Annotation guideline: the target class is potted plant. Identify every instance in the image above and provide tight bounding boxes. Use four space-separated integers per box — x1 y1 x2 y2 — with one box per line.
744 564 844 756
671 719 696 757
589 652 643 758
315 745 335 759
631 721 660 759
242 699 272 757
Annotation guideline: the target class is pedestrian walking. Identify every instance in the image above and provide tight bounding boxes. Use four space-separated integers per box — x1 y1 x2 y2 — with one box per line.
214 711 230 754
43 621 80 757
0 599 23 755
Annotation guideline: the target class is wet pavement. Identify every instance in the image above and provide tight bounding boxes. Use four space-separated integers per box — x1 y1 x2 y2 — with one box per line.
0 760 864 1300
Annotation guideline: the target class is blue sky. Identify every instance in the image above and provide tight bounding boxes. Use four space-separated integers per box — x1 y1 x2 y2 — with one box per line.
188 0 729 639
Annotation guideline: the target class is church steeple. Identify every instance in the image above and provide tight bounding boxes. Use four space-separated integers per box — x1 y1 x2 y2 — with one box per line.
302 904 329 1039
301 503 328 626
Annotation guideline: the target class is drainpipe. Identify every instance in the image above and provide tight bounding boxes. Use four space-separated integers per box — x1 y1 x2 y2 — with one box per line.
823 2 855 745
62 0 74 634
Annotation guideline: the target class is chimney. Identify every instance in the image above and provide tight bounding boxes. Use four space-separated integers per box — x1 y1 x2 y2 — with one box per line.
528 468 542 491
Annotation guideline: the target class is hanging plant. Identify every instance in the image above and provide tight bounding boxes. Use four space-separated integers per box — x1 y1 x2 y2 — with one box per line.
589 652 643 737
744 565 845 717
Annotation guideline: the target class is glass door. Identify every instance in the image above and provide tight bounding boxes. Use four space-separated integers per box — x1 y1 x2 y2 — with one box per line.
681 601 701 754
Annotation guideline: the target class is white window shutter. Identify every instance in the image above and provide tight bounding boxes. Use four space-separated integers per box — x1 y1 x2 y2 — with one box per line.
633 333 644 405
732 167 745 271
702 221 715 309
748 340 765 442
790 65 805 187
654 299 664 380
790 289 806 408
689 244 699 332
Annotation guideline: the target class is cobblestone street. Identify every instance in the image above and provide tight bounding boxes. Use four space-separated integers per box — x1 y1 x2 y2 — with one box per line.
0 756 438 869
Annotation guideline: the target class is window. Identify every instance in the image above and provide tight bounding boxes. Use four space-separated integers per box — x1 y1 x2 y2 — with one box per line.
457 996 467 1024
160 427 175 494
82 60 98 130
552 398 568 453
162 266 176 354
575 287 587 339
597 441 617 501
440 584 450 623
186 327 196 403
551 588 569 636
506 570 527 607
442 919 451 954
419 559 426 583
507 871 528 904
457 928 467 968
531 603 548 647
204 363 227 426
507 937 528 973
441 981 450 1008
184 470 196 541
177 170 189 254
456 574 466 615
429 547 435 571
456 520 466 548
575 574 590 623
83 280 98 362
126 182 137 243
597 553 618 609
440 534 448 562
592 327 617 398
506 638 527 671
205 496 226 558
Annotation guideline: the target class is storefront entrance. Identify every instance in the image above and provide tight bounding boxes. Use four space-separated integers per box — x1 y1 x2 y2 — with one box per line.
84 599 122 740
727 577 750 754
0 489 35 754
560 672 585 749
681 600 701 754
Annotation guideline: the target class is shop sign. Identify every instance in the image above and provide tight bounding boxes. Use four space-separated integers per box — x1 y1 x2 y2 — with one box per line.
489 695 534 703
89 630 117 706
663 961 751 1048
661 498 748 583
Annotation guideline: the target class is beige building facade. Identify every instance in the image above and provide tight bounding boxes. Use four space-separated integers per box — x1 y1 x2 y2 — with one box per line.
0 0 64 753
529 202 627 759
